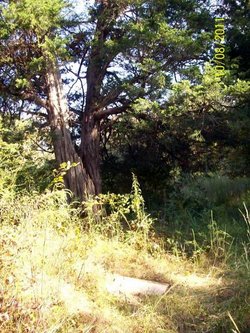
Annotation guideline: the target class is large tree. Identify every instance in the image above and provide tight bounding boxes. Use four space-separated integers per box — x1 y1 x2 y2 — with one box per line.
0 0 212 200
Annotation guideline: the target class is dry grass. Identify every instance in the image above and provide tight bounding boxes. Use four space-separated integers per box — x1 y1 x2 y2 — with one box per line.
0 190 249 332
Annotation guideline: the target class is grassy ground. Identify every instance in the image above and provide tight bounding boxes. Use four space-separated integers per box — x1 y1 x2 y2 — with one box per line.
0 188 249 333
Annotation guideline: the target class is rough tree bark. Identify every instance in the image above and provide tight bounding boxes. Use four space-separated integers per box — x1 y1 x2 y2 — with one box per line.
80 53 103 196
46 64 97 200
80 113 102 195
44 2 130 200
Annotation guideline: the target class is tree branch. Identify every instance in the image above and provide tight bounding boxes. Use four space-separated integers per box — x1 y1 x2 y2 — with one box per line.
23 93 48 109
0 82 48 110
95 104 130 120
22 109 48 118
70 106 82 116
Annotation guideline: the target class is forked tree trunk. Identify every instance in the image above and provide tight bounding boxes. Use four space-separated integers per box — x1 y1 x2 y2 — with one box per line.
46 64 99 200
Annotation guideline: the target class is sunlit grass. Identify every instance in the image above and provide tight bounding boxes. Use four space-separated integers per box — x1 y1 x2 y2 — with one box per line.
0 189 249 332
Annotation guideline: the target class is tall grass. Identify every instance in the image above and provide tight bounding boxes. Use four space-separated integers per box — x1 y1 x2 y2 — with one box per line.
0 177 249 332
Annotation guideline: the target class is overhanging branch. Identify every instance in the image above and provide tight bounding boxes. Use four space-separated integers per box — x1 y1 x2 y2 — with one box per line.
95 104 130 120
22 109 48 118
0 82 48 110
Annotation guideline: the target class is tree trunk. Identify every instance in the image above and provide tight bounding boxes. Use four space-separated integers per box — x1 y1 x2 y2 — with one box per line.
46 64 96 200
79 57 103 196
80 113 102 195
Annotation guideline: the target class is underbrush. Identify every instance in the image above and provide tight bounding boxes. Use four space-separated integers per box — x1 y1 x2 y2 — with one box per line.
0 182 249 332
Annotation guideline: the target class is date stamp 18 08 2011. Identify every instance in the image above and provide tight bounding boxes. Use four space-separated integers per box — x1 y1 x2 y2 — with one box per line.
213 17 226 78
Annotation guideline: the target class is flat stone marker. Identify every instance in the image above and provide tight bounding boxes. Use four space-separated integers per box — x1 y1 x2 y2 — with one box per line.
106 274 170 296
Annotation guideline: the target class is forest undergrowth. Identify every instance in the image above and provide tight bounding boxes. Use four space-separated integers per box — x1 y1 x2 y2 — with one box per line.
0 176 249 333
